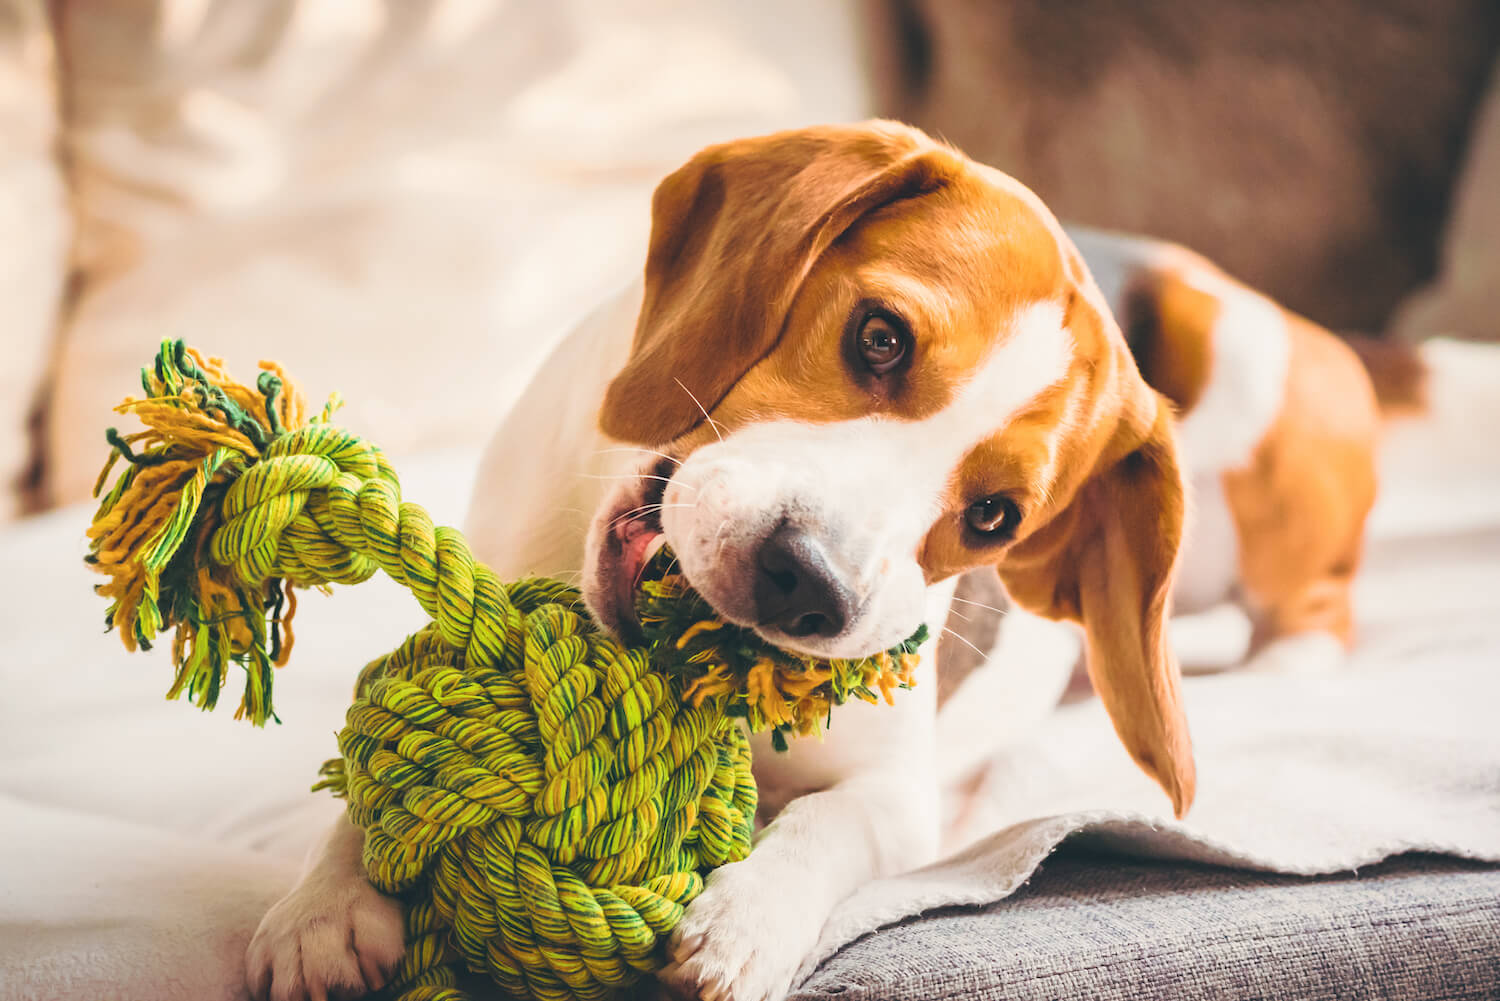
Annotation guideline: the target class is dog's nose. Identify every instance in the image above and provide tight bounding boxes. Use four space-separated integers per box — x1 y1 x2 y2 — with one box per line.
753 525 853 639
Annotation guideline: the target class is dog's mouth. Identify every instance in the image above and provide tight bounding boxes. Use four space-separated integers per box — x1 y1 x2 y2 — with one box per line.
591 456 675 639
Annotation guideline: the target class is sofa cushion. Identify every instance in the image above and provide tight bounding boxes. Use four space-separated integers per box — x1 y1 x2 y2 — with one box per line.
0 0 68 521
42 0 861 506
794 848 1500 1001
865 1 1500 336
1390 63 1500 344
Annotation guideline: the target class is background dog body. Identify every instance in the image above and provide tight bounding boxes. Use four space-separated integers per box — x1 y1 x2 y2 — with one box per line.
1073 227 1382 672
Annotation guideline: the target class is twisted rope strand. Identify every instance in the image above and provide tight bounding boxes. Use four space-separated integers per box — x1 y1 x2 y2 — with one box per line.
87 341 924 1000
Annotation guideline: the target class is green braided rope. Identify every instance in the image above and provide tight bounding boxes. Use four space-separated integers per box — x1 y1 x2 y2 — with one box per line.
85 341 919 1000
317 612 753 1000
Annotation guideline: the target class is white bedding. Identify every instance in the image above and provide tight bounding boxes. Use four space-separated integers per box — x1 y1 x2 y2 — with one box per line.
805 520 1500 980
1 447 479 1001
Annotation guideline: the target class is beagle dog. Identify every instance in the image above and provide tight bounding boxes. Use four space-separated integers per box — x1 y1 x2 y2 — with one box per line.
1076 229 1382 674
247 120 1389 1001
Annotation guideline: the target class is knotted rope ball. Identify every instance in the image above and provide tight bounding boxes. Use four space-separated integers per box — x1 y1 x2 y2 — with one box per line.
86 342 925 1001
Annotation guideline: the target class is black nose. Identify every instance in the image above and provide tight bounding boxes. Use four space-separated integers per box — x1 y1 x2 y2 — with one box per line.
753 525 853 639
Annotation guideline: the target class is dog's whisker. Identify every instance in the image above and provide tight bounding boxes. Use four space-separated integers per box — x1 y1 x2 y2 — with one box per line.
575 472 695 491
674 378 726 444
945 605 973 623
590 445 680 465
603 501 697 533
948 594 1009 616
711 518 733 561
605 502 664 532
941 624 988 660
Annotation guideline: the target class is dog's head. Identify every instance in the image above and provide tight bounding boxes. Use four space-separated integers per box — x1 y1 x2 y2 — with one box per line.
585 121 1194 816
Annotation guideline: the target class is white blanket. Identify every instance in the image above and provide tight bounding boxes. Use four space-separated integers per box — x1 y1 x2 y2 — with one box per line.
801 340 1500 977
805 527 1500 977
3 362 1499 1001
0 448 478 1001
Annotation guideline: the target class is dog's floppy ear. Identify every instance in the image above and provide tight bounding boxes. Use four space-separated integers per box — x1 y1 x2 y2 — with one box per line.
601 121 958 444
1000 292 1196 818
1073 406 1194 817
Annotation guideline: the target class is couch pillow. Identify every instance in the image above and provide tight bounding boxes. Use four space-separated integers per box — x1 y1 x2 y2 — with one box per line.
1390 63 1500 343
865 0 1500 335
0 0 68 521
43 0 851 505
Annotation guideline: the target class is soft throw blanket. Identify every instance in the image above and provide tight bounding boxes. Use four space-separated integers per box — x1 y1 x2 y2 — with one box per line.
802 527 1500 979
796 340 1500 981
0 448 479 1001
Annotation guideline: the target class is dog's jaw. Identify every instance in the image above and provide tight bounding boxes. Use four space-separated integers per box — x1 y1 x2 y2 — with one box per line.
582 456 672 640
583 446 920 662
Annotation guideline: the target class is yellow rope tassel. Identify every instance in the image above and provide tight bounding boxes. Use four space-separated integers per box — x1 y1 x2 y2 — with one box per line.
85 341 925 1000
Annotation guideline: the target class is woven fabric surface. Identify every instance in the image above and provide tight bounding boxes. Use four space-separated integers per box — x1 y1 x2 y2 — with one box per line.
786 511 1500 995
794 849 1500 1001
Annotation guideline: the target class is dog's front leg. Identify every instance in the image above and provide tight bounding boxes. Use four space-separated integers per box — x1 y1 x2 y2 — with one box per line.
658 762 939 1001
655 584 951 1001
245 812 405 1001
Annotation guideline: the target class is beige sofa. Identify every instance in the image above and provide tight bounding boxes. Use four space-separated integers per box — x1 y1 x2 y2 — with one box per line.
10 2 1500 525
4 0 868 520
0 0 67 522
863 0 1500 341
4 7 1497 1001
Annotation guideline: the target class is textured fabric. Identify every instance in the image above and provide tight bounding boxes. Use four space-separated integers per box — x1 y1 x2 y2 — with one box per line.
864 1 1500 335
0 0 68 521
791 388 1500 987
41 0 868 507
797 575 1500 986
1391 62 1500 343
794 849 1500 1001
0 796 298 1001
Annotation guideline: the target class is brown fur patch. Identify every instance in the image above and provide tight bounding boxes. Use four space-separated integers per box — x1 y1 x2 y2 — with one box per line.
599 122 967 444
1122 270 1217 414
1343 333 1430 417
1223 315 1380 647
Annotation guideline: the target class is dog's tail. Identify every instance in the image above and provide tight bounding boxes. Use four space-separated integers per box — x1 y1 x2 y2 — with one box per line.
1343 334 1431 419
1359 337 1500 539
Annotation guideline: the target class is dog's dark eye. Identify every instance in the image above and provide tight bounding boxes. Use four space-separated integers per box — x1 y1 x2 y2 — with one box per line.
856 312 910 375
965 494 1021 539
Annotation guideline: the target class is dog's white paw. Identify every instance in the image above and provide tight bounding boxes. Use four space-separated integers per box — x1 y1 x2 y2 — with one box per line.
1245 631 1345 675
657 858 824 1001
245 875 405 1001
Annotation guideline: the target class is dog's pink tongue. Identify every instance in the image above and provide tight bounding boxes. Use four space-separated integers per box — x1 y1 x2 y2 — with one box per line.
614 520 666 623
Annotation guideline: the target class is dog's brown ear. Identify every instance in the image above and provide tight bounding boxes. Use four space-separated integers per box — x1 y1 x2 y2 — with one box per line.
1076 410 1194 817
600 121 959 444
1000 293 1196 817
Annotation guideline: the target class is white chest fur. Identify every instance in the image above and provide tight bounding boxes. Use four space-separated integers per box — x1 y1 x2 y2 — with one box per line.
1174 471 1241 614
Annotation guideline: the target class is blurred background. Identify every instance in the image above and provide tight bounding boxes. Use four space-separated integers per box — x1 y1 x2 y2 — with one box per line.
4 0 1498 526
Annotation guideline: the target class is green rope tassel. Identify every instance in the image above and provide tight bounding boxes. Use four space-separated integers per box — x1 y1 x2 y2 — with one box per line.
85 341 923 1000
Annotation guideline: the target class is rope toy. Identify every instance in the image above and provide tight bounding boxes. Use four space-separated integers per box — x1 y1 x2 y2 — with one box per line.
86 341 925 1001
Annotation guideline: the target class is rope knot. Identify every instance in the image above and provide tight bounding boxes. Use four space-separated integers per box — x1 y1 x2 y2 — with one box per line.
87 340 925 999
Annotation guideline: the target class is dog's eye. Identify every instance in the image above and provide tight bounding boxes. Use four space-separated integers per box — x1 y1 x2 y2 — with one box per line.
965 493 1020 539
856 312 910 375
